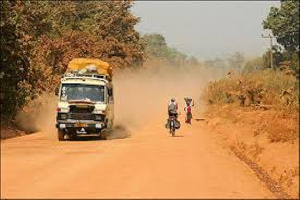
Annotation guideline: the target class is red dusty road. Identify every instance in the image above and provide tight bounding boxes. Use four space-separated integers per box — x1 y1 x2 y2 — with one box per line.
1 119 274 199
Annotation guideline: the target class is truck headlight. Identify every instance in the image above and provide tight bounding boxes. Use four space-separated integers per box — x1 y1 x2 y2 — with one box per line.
94 109 106 114
60 113 67 119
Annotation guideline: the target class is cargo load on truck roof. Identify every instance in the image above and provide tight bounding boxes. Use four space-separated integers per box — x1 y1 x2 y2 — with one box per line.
66 58 113 79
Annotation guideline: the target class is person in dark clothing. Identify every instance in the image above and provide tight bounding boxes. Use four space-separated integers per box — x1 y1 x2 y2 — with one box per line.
166 98 180 129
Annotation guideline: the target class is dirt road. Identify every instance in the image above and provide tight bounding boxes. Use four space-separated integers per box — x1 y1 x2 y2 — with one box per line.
1 119 274 199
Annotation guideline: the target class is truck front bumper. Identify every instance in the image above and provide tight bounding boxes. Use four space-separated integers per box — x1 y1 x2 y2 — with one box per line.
56 119 105 129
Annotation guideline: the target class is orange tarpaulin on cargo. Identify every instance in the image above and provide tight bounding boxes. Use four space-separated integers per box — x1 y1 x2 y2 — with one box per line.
66 58 113 78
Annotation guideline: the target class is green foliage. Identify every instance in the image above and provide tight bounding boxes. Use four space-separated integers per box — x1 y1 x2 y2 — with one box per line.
0 0 144 120
263 0 299 52
262 0 299 77
141 34 169 58
141 33 189 66
260 46 299 77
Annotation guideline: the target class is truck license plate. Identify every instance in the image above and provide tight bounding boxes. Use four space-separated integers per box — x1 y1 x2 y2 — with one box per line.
75 123 87 127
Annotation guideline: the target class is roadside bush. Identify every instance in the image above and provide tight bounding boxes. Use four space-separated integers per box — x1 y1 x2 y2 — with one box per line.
203 69 299 112
0 1 144 122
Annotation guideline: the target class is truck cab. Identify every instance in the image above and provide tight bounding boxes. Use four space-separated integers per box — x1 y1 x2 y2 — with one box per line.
55 58 114 141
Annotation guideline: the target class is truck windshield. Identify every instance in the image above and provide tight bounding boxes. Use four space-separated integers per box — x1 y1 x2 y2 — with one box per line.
60 84 105 102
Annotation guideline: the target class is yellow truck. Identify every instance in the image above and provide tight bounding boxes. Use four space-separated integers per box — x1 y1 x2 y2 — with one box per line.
55 58 114 141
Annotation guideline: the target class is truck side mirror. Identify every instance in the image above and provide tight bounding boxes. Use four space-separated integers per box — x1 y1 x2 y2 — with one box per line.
54 87 59 96
109 96 114 103
107 88 113 102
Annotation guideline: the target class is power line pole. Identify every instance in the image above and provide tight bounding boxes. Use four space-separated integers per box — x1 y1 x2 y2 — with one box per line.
262 34 276 70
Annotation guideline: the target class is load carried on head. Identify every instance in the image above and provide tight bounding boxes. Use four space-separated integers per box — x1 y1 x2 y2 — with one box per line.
65 58 113 81
184 97 193 106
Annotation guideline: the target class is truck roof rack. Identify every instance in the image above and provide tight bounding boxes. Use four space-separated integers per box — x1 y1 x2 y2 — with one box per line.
66 58 113 79
62 72 111 83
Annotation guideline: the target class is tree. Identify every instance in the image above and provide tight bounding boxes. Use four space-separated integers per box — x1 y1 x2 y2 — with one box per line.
0 0 144 120
263 0 299 52
187 56 200 66
141 34 169 59
141 33 189 66
227 52 244 70
263 0 299 76
0 1 56 117
243 57 264 74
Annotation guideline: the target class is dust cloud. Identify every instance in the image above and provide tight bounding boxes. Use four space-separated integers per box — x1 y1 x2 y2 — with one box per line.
15 61 223 140
113 61 224 135
15 93 57 140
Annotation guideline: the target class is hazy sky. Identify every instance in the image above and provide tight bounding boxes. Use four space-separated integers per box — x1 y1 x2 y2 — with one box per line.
131 1 281 60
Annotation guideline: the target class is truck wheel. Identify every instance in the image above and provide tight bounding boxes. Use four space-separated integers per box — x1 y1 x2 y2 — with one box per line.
57 129 65 141
70 133 77 141
100 131 107 140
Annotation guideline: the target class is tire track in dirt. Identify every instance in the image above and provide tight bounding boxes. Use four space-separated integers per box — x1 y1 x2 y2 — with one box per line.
230 146 293 199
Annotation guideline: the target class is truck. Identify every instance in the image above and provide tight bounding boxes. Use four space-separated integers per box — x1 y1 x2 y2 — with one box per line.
55 58 114 141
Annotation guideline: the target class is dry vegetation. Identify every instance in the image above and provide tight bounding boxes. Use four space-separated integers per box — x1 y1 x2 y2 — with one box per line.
204 69 298 111
0 1 144 122
203 69 299 143
203 69 299 198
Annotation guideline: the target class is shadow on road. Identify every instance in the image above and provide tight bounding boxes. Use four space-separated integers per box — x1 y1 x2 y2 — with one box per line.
171 135 184 137
67 124 131 142
108 125 131 140
71 136 100 141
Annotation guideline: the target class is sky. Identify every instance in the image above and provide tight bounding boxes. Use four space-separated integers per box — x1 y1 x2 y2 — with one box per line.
131 1 281 61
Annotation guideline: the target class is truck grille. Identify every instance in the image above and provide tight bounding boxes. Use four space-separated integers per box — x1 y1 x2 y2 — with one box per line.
69 113 94 120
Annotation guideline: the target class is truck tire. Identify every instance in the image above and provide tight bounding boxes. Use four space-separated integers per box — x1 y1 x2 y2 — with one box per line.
57 129 65 141
70 133 77 141
100 131 107 140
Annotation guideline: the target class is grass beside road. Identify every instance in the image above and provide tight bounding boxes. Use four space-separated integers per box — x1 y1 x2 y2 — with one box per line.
202 70 299 198
203 69 298 113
